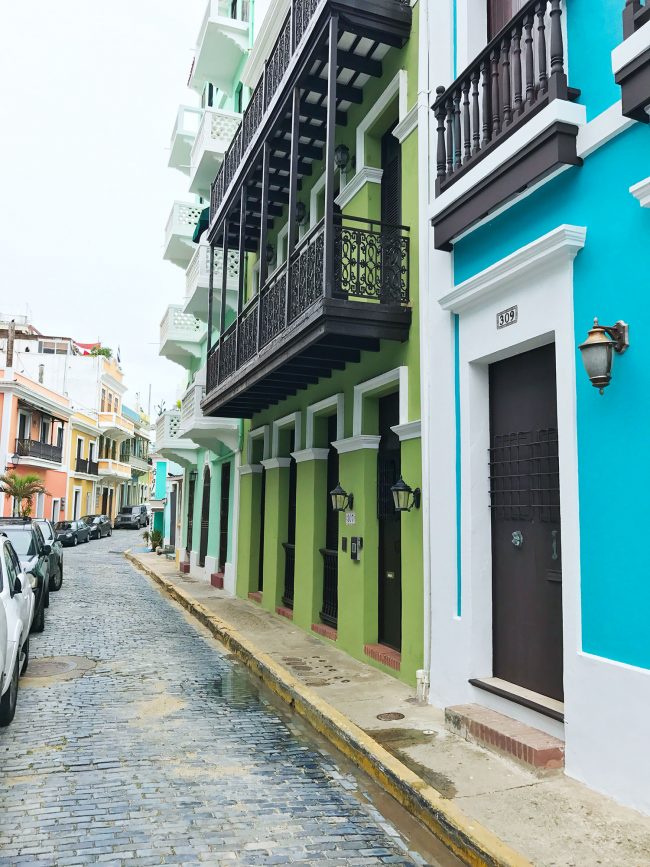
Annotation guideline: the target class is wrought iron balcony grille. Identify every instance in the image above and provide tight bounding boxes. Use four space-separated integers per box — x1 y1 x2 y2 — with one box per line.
488 428 560 523
206 215 409 393
15 438 63 463
432 0 573 193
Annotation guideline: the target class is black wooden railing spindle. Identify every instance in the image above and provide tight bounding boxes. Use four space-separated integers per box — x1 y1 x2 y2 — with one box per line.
549 0 564 77
512 24 523 115
471 70 480 154
501 36 512 126
435 86 447 177
453 89 462 169
491 48 501 137
462 80 471 161
524 13 535 105
481 59 491 147
537 0 548 94
445 98 454 175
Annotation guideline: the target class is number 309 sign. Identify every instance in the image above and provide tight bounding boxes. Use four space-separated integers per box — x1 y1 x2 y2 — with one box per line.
496 305 518 329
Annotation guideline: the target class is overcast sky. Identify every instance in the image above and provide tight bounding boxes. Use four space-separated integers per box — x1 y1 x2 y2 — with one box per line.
0 0 206 416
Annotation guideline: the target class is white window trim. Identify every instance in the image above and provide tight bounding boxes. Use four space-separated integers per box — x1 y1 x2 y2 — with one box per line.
352 367 408 437
271 411 302 457
305 393 344 448
630 175 650 207
310 166 340 229
246 424 270 464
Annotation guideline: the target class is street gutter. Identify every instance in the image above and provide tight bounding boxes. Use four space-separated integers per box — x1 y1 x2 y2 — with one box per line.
125 550 531 867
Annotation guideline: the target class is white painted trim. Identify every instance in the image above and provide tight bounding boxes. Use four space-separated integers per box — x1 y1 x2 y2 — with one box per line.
352 367 408 436
335 167 383 210
611 19 650 74
391 420 421 441
393 104 418 143
429 100 587 221
247 424 269 464
271 411 302 457
291 448 330 463
239 463 262 475
332 435 381 454
576 101 635 158
439 225 587 313
311 167 340 228
356 71 407 167
630 175 650 207
260 457 291 470
305 393 344 448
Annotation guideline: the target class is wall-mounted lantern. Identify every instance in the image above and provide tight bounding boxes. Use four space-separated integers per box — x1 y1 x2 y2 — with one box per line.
8 453 20 468
334 144 351 172
390 477 421 512
330 483 353 513
296 201 308 226
265 243 275 265
579 317 629 394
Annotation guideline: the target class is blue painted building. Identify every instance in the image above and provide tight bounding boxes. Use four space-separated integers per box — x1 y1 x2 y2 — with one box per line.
420 0 650 811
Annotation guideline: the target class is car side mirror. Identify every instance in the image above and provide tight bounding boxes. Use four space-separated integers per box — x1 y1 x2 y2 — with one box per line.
42 544 52 556
13 577 22 595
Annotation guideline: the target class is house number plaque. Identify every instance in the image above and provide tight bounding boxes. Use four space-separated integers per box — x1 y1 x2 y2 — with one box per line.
496 305 518 329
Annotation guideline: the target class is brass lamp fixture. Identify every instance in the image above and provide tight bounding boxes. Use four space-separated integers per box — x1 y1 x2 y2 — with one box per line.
579 318 629 394
390 477 421 512
330 483 353 512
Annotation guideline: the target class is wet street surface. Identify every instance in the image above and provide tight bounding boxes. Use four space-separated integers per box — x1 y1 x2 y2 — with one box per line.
0 532 458 866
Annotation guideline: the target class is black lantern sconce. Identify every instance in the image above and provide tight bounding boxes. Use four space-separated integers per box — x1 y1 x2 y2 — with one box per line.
334 144 351 172
9 453 20 468
579 317 629 394
265 243 275 265
330 483 353 513
296 201 308 226
390 477 421 512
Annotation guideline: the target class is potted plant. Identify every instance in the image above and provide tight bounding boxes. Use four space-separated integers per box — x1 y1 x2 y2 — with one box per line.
0 472 48 517
150 529 163 552
141 529 151 550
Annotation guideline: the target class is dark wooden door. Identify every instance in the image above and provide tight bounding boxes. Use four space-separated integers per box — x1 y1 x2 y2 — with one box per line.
108 489 113 519
218 462 231 572
198 468 211 568
186 476 196 552
258 467 266 592
489 344 563 700
377 393 402 650
169 487 177 547
283 433 297 609
488 0 527 39
320 414 339 626
101 488 108 514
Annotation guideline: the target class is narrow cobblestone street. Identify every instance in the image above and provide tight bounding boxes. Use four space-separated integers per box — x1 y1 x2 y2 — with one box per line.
0 532 456 867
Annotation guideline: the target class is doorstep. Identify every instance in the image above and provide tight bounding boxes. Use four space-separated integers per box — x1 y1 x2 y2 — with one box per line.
364 642 401 671
445 704 565 771
211 572 224 589
248 591 262 603
276 605 293 621
311 622 337 641
125 551 650 867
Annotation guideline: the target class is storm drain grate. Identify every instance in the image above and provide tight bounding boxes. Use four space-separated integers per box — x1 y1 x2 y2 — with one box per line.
376 712 405 721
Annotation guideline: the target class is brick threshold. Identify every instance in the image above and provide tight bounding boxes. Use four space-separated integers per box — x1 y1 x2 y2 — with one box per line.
248 591 263 604
210 572 224 589
276 605 293 621
364 643 401 671
311 623 337 641
446 703 565 770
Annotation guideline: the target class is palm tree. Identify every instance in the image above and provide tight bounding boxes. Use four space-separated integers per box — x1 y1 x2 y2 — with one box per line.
0 472 48 517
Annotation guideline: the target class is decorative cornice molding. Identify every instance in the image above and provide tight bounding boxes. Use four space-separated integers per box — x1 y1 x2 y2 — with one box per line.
261 457 291 470
439 224 587 314
239 463 262 475
335 167 383 210
332 435 381 454
391 420 421 441
630 176 650 207
393 104 418 143
291 448 329 463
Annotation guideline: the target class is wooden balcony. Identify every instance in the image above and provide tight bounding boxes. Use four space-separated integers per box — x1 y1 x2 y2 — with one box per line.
203 216 410 417
15 438 62 464
616 0 650 122
431 0 582 250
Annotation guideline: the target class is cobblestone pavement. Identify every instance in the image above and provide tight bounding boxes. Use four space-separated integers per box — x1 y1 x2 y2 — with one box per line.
0 532 450 867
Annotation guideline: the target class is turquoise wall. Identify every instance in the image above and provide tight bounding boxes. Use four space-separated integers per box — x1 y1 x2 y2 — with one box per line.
154 460 167 500
453 122 650 670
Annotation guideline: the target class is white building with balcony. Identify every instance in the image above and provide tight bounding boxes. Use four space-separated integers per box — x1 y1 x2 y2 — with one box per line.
189 0 251 95
184 244 239 322
189 107 241 197
177 367 239 453
169 106 203 175
159 305 206 368
163 201 204 269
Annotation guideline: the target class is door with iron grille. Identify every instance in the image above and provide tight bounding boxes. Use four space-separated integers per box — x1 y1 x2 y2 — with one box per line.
186 476 196 553
320 414 339 627
282 434 297 609
377 393 402 650
258 467 266 592
218 462 231 573
198 467 211 568
489 344 563 700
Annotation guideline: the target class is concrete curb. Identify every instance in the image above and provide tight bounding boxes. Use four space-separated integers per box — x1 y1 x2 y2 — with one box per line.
126 551 531 867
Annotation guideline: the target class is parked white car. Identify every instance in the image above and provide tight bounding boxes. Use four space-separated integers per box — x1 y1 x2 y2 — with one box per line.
0 535 34 725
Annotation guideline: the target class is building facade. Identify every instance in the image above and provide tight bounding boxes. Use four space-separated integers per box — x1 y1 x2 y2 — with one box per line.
420 0 650 813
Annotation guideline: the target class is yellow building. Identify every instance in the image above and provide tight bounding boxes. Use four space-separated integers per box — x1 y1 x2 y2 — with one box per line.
66 412 100 520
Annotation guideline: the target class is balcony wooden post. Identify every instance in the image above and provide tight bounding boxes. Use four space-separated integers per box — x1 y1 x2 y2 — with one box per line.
207 241 215 356
323 13 339 299
258 142 271 351
286 86 301 324
217 219 229 384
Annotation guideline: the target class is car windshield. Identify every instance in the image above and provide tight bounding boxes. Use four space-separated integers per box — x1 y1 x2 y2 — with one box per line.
82 515 99 524
55 522 72 531
2 529 36 557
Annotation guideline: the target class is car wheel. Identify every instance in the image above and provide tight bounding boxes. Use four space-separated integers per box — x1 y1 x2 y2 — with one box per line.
73 535 78 547
50 566 63 592
32 596 45 633
0 655 19 726
20 637 29 675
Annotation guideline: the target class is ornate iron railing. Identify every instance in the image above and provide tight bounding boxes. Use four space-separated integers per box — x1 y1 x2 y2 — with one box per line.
15 438 62 463
293 0 320 46
205 216 410 395
242 78 264 154
432 0 569 192
319 548 338 626
282 542 295 608
265 17 291 111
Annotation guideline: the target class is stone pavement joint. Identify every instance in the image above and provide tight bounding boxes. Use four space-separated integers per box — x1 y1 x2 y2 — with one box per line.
126 550 650 867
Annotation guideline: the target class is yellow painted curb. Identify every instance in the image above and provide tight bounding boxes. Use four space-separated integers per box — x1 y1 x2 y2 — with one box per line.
126 551 531 867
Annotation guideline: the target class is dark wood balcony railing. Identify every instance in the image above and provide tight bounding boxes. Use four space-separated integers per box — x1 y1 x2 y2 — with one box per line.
319 548 338 626
16 439 62 463
210 0 409 220
432 0 571 192
206 215 409 393
75 457 100 475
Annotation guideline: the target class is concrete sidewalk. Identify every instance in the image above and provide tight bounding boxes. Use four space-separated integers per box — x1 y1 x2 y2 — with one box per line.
127 551 650 867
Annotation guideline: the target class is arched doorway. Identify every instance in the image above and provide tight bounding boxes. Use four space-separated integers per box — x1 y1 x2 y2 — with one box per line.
198 466 211 568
